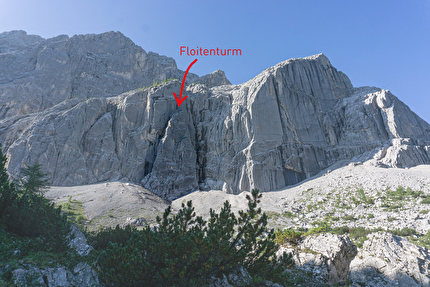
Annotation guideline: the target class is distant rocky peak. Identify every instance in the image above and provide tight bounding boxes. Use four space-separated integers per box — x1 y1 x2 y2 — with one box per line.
242 53 353 113
0 30 43 53
0 30 231 120
303 53 331 65
197 69 231 87
147 51 178 70
68 31 137 54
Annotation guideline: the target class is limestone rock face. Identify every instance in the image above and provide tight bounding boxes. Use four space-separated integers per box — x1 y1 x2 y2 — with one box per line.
0 30 230 120
1 32 430 200
198 69 231 87
350 232 430 286
277 233 357 284
11 262 100 287
69 225 94 256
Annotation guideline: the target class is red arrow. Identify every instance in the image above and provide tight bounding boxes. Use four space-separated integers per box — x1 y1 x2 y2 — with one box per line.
174 59 198 107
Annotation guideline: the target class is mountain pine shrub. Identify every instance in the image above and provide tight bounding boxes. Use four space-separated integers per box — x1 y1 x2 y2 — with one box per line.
92 189 294 286
275 228 303 246
87 224 136 250
0 147 72 253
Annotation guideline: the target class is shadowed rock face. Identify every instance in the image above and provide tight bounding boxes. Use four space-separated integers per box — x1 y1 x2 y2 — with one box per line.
0 30 230 120
1 32 430 200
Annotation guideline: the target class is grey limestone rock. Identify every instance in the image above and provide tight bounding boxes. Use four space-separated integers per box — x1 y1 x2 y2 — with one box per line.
207 266 283 287
277 233 357 284
125 217 147 227
11 262 100 287
198 69 231 87
1 32 430 200
69 225 94 256
0 30 230 120
0 30 43 53
350 232 430 286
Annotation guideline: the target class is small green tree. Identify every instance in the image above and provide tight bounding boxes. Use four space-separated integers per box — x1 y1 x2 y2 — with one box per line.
17 162 50 196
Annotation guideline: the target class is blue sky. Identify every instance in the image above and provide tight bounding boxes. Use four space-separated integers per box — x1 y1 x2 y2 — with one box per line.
1 0 429 123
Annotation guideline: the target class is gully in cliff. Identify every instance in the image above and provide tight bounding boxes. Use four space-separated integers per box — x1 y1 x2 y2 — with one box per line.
173 58 197 107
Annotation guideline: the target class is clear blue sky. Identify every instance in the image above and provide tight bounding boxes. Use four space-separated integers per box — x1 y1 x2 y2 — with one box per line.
1 0 429 123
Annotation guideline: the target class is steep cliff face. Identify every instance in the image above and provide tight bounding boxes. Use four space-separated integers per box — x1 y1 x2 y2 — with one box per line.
1 32 429 200
0 30 230 120
186 54 430 194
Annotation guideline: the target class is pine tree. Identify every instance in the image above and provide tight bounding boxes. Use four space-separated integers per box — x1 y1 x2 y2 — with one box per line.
18 162 50 196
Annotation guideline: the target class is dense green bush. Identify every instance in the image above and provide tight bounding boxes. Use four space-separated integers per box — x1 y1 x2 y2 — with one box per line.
91 189 293 286
275 228 303 246
3 193 71 252
390 227 417 237
87 224 136 250
0 147 72 253
0 147 80 286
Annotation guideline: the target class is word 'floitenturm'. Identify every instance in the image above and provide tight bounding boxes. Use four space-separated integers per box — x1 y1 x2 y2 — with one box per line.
180 46 242 56
173 59 197 107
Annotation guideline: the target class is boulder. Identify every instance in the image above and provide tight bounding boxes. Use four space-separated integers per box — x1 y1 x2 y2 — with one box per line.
350 232 430 286
5 225 98 286
11 262 100 287
277 233 357 284
207 266 252 287
69 225 94 256
125 217 147 227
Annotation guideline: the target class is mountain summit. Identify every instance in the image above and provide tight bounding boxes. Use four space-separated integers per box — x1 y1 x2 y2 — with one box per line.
1 32 429 200
0 30 230 120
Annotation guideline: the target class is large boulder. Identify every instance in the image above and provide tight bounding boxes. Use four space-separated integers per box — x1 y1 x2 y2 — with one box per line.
69 225 94 256
350 232 430 286
277 233 357 284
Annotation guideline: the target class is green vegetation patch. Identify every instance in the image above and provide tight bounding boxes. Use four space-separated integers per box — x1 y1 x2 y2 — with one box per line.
274 228 303 246
343 214 358 221
58 196 87 226
139 78 178 90
0 147 83 284
276 221 419 249
380 186 429 208
411 231 430 249
387 186 423 201
351 189 375 206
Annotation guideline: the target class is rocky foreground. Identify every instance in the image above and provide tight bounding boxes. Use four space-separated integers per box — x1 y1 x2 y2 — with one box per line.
16 163 425 286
